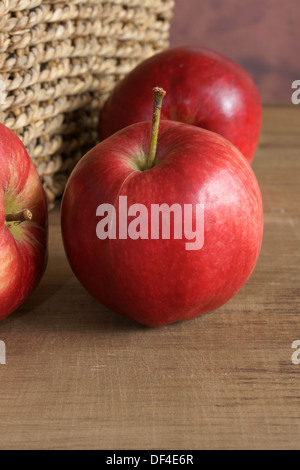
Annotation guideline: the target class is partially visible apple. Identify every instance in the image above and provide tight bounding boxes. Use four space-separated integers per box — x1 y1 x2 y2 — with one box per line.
99 46 262 163
0 123 48 320
62 88 263 327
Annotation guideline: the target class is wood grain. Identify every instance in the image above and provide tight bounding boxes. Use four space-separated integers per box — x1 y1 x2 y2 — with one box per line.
0 104 300 450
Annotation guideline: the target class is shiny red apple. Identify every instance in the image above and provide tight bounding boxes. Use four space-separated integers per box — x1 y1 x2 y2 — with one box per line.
99 46 262 163
62 88 263 327
0 123 48 320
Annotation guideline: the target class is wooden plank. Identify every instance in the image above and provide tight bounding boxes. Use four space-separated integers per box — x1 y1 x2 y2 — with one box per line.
0 104 299 450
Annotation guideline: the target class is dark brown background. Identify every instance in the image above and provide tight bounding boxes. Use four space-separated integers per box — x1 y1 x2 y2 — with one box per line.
170 0 299 101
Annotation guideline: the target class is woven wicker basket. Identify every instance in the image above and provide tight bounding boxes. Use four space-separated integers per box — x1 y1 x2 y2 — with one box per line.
0 0 174 208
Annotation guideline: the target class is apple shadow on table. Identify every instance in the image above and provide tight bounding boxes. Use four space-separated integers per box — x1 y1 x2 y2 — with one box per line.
1 262 71 323
2 259 152 334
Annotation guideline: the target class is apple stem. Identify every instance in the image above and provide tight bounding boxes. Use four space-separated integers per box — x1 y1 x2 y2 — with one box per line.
6 209 32 224
146 87 166 169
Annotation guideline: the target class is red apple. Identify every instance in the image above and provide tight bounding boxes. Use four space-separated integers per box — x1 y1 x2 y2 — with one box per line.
99 46 262 163
62 88 263 327
0 123 48 320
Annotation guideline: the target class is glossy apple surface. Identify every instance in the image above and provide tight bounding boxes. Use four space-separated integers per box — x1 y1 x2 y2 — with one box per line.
62 120 263 327
99 46 262 163
0 123 48 320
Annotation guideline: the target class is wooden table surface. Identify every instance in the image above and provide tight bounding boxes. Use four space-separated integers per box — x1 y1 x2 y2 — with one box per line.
0 104 299 450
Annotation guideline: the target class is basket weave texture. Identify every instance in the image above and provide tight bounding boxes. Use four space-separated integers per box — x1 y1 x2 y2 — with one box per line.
0 0 174 208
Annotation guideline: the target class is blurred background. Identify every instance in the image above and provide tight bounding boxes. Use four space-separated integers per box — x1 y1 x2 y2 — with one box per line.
169 0 299 102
